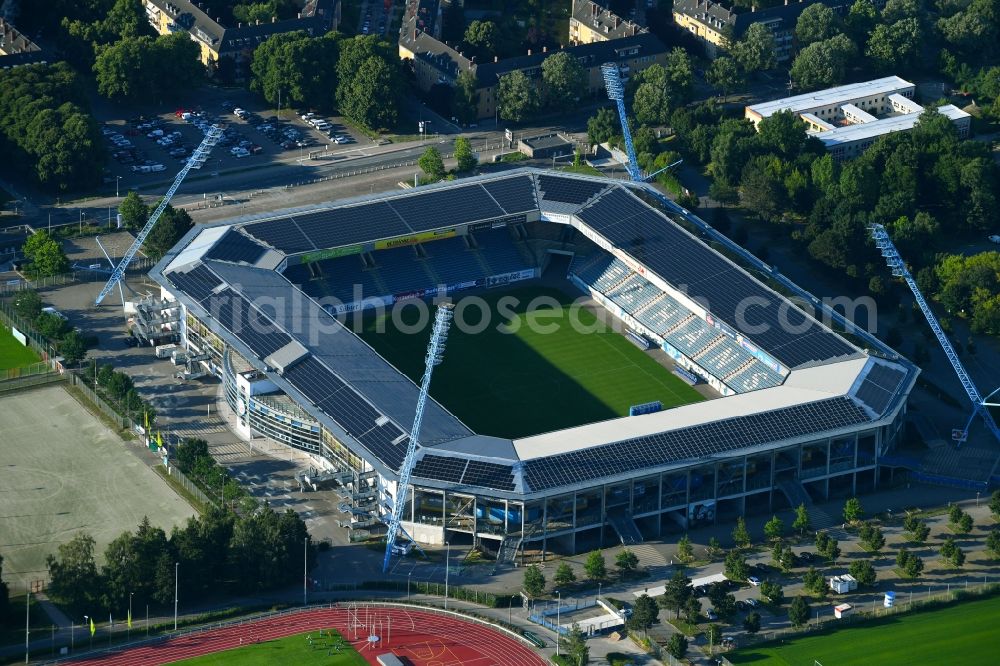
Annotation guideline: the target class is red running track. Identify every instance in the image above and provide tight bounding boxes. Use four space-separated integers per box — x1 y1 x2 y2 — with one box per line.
70 606 547 666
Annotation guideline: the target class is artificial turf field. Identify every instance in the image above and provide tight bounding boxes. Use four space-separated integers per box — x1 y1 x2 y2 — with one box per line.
0 323 39 370
171 630 366 665
727 594 1000 665
359 285 704 438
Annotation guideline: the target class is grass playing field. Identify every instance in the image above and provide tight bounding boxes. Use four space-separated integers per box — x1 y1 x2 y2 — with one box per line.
727 594 1000 665
0 323 40 371
360 285 703 438
171 630 366 665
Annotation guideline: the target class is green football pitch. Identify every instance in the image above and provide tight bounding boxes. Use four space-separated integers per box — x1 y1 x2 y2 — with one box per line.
171 630 366 665
359 285 704 439
0 324 39 371
727 594 1000 666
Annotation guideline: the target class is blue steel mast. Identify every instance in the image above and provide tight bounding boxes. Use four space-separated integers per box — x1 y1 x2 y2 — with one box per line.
383 303 454 572
871 223 1000 447
95 125 224 305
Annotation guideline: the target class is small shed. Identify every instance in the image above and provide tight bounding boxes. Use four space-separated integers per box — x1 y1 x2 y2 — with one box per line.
518 133 574 159
834 603 853 619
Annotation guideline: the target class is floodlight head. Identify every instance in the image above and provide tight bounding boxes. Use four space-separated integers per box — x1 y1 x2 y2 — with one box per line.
601 63 624 101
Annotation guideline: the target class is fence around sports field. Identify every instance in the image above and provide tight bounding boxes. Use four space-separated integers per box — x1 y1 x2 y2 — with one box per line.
718 579 1000 666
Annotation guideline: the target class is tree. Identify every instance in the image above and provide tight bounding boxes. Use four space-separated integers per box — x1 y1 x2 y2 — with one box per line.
584 550 607 581
858 522 886 554
779 546 795 574
60 330 89 365
560 623 590 664
897 548 924 578
724 550 748 582
497 70 538 123
463 20 498 60
991 491 1000 520
633 64 675 126
761 580 784 605
682 595 702 624
740 155 786 221
554 562 576 587
849 559 877 587
957 513 974 535
788 595 811 627
250 32 339 111
843 497 864 524
615 549 639 575
846 0 878 41
796 3 840 46
119 191 148 230
660 570 692 618
706 56 741 102
815 532 841 562
734 23 776 73
94 32 202 102
986 529 1000 559
453 70 479 125
866 19 921 71
523 564 545 598
46 532 101 608
732 516 751 548
12 290 43 321
793 504 811 535
666 633 688 660
707 536 723 558
339 55 399 130
790 34 857 90
419 147 446 181
541 51 586 109
587 107 618 146
676 534 694 563
629 594 659 633
743 611 761 633
23 232 69 278
142 203 192 260
803 566 827 596
764 515 785 542
903 514 931 544
453 137 476 172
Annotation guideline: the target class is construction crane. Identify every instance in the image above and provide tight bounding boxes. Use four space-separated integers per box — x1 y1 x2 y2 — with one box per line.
95 125 224 305
600 62 681 183
871 223 1000 447
382 303 454 573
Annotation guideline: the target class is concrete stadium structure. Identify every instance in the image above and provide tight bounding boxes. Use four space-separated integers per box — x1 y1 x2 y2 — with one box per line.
150 169 917 559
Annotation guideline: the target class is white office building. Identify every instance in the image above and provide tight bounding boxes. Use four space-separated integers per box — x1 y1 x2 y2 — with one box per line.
745 76 972 160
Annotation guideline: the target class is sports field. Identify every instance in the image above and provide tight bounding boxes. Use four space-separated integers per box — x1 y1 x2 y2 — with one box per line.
360 285 703 438
173 629 366 665
0 323 40 370
727 594 1000 665
0 386 195 591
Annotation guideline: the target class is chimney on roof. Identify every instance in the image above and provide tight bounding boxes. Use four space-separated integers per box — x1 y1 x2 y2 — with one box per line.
614 16 619 28
272 16 276 22
751 4 755 11
298 11 302 18
528 48 532 55
255 19 260 25
494 55 499 63
592 1 597 16
238 22 242 27
543 45 547 53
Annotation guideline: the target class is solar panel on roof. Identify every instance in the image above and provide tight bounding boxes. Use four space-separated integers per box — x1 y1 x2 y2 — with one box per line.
537 174 608 204
292 202 411 249
204 229 268 265
203 288 291 357
413 455 468 484
482 176 538 214
522 397 871 491
388 184 505 230
854 363 906 415
167 264 222 302
243 217 316 253
461 460 516 491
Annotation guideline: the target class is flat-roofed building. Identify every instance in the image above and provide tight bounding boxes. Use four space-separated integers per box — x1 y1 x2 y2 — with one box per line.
745 76 971 160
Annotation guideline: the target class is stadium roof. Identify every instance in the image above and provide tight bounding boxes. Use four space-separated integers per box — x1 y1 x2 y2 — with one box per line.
152 169 916 497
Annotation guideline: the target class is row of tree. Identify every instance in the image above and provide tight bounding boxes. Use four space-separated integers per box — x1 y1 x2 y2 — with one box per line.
84 359 157 425
11 289 90 364
0 63 104 192
46 506 313 615
175 438 255 507
251 32 402 131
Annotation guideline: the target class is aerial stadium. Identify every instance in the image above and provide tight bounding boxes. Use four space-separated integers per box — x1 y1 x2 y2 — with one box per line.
149 168 917 558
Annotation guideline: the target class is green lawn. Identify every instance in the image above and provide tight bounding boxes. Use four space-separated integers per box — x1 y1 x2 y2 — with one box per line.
171 629 366 665
0 324 40 371
360 286 703 438
727 594 1000 666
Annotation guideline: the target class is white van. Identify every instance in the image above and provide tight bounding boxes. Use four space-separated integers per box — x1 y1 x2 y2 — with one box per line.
391 541 413 556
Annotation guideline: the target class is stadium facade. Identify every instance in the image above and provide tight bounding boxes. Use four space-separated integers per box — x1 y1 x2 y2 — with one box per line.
151 169 917 557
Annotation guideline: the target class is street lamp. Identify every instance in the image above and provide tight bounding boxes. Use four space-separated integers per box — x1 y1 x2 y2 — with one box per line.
83 616 92 651
128 592 133 641
407 572 412 600
173 562 179 631
116 175 121 198
444 541 450 610
555 590 561 656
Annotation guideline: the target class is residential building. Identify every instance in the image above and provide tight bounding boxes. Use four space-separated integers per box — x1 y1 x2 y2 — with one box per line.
399 15 669 121
672 0 851 61
745 76 972 160
0 17 45 68
142 0 336 80
570 0 647 44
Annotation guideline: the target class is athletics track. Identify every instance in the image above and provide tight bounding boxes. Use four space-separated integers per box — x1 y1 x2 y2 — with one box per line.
68 605 548 665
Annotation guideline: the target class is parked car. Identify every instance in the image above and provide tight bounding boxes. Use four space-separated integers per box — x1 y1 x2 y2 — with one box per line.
746 598 760 608
989 234 1000 244
706 608 717 621
747 576 761 586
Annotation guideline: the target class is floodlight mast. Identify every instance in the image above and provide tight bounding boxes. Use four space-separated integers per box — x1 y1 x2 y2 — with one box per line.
383 303 454 573
95 125 224 305
870 223 1000 447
